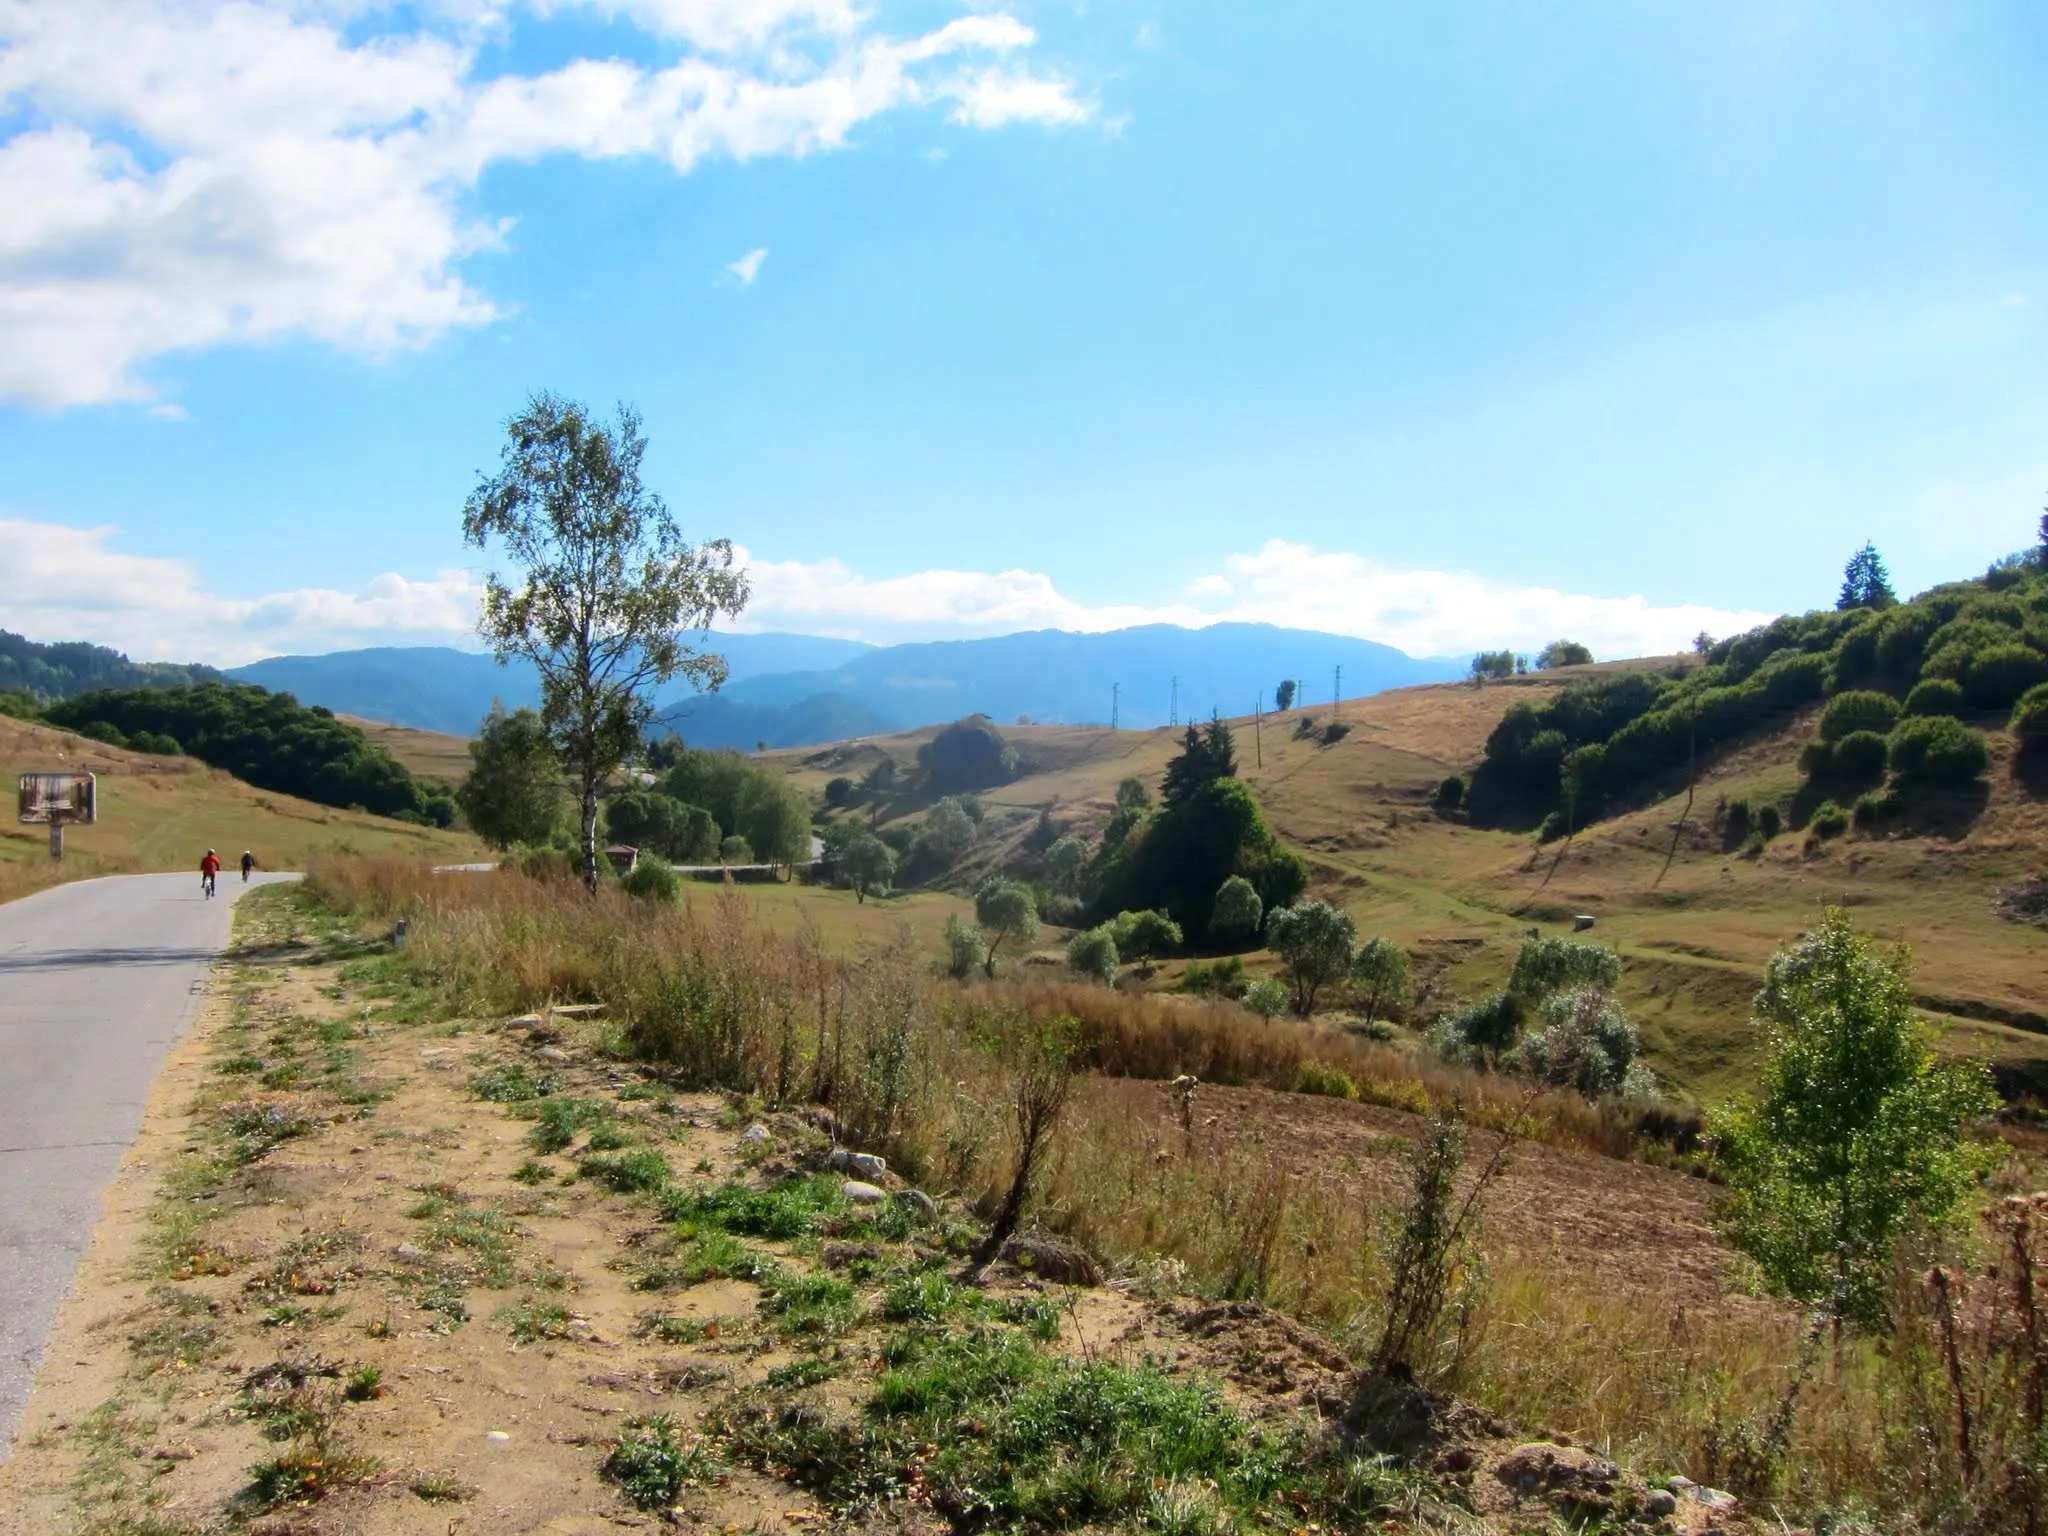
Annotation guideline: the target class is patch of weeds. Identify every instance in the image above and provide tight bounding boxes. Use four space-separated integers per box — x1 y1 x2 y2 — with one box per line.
156 1206 231 1279
217 1054 265 1076
525 1096 612 1153
408 1187 520 1287
603 1414 722 1509
501 1300 575 1344
470 1062 560 1103
580 1147 671 1193
128 1291 224 1372
248 1430 378 1509
759 1270 859 1339
511 1159 556 1185
344 1366 384 1401
766 1357 845 1390
529 1258 575 1291
219 1099 312 1164
635 1231 769 1290
409 1473 476 1502
584 1121 635 1151
992 1293 1062 1341
881 1269 967 1325
418 1282 470 1327
635 1312 736 1344
659 1175 846 1240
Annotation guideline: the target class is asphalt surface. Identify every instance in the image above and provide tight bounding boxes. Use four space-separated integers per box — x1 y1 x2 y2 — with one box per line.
0 871 294 1458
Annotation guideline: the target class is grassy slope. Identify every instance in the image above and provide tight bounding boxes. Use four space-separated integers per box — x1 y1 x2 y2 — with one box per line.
766 658 2048 1102
341 714 474 784
0 716 483 905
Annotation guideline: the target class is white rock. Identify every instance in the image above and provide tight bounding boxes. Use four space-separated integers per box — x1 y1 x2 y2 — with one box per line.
830 1148 887 1178
485 1430 511 1442
841 1180 887 1204
741 1123 771 1144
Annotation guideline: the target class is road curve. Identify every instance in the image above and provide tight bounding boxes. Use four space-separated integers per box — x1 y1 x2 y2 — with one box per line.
0 872 294 1458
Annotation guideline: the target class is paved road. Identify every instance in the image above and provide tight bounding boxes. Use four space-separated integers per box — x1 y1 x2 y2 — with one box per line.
0 872 293 1459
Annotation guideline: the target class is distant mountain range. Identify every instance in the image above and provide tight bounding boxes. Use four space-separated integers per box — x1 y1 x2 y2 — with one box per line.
226 625 1465 747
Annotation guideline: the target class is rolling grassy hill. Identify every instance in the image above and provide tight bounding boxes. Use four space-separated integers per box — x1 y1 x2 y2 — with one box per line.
770 654 2048 1102
0 716 483 906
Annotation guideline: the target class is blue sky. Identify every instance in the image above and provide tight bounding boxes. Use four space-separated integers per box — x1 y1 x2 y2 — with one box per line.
1 0 2044 664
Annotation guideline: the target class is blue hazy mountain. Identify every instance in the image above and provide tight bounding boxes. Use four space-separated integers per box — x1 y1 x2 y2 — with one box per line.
227 624 1463 746
228 632 875 737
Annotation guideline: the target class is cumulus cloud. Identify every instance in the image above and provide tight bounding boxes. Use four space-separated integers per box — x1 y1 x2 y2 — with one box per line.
726 247 768 284
0 0 1094 409
733 538 1773 657
2 518 1773 666
0 518 483 666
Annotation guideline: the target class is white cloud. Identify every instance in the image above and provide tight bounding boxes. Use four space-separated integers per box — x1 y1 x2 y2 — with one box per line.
726 246 768 284
1 519 1774 666
0 0 1094 409
0 517 483 665
733 538 1773 657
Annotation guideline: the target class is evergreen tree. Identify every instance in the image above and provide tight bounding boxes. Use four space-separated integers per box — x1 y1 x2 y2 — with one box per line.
1161 714 1237 807
1837 542 1898 611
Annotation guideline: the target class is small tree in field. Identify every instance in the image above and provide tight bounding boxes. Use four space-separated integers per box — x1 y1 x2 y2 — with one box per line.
1711 911 1995 1329
1042 835 1089 897
1065 926 1119 986
1352 936 1412 1025
1265 899 1357 1015
1536 639 1594 670
1275 679 1297 711
464 393 747 890
837 830 896 903
458 703 565 849
974 879 1040 979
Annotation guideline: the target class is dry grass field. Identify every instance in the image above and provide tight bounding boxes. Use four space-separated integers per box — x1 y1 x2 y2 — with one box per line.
340 715 475 784
0 716 482 906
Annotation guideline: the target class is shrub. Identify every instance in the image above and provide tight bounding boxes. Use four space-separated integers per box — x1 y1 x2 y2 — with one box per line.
1241 978 1287 1019
1806 800 1849 840
1180 955 1244 998
1507 936 1620 999
1905 676 1965 718
718 835 752 863
621 857 681 902
1065 926 1119 986
1320 721 1352 746
1966 643 2048 710
1723 798 1751 839
1852 788 1902 829
1294 1060 1358 1100
943 914 987 979
1817 689 1901 743
1207 875 1263 946
1434 990 1525 1067
1889 715 1990 788
1105 908 1182 961
2011 682 2048 742
1756 803 1784 839
1434 774 1465 810
824 776 855 807
1537 810 1568 843
917 715 1019 793
1351 936 1412 1025
1519 986 1641 1097
1797 739 1833 778
1829 730 1889 784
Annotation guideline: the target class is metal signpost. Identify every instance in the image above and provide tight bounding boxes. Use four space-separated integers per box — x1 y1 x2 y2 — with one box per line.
18 771 96 861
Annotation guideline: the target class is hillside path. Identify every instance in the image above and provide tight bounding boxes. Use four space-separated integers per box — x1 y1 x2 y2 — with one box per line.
0 872 292 1459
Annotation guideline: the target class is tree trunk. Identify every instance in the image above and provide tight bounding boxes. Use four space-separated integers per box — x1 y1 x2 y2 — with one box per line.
580 774 601 895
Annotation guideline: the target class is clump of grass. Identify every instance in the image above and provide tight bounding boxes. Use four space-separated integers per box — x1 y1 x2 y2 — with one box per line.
579 1147 671 1193
407 1187 521 1287
408 1474 475 1502
603 1415 721 1509
510 1159 556 1184
636 1312 734 1344
469 1062 560 1103
1294 1059 1359 1100
344 1366 384 1401
584 1121 635 1151
249 1430 379 1509
500 1300 574 1344
766 1357 845 1390
659 1176 846 1239
636 1231 770 1290
524 1096 612 1153
759 1270 859 1338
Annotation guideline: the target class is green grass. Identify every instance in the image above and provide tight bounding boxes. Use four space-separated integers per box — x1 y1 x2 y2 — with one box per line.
524 1096 612 1153
604 1415 722 1509
579 1147 672 1193
660 1175 848 1239
500 1300 574 1344
469 1062 561 1102
758 1269 859 1338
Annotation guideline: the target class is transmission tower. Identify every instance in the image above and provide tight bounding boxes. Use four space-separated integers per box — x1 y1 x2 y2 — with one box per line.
1333 664 1343 718
1170 677 1179 727
1111 682 1119 731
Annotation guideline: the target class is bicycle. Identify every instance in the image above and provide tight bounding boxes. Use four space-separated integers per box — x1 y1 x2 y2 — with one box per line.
202 871 216 899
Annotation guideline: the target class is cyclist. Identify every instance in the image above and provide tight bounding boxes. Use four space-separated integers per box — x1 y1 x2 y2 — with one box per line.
240 850 257 883
200 848 221 899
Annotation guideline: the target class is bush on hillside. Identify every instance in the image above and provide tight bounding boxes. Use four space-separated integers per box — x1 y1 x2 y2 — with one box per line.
1818 690 1901 743
1241 977 1288 1019
1829 730 1890 785
607 790 718 862
1065 926 1119 986
1519 986 1646 1099
2012 682 2048 743
621 857 681 902
1904 677 1965 718
1207 875 1264 946
1434 774 1465 810
1106 908 1182 960
1806 801 1850 841
1853 788 1902 829
916 715 1019 794
1966 643 2048 710
1756 803 1784 839
1888 715 1989 788
43 682 443 820
904 796 978 881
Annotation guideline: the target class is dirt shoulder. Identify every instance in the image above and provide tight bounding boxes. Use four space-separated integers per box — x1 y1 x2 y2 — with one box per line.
0 887 1743 1536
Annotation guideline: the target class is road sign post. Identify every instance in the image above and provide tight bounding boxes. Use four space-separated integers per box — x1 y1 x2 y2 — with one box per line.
19 772 96 863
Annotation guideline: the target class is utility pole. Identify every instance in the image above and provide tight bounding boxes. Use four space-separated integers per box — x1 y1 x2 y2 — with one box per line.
1111 682 1119 731
1253 697 1263 767
1333 665 1342 718
1170 677 1179 727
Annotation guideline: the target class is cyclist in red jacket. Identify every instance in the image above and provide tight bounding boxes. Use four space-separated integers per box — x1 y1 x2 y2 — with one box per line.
200 849 221 899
